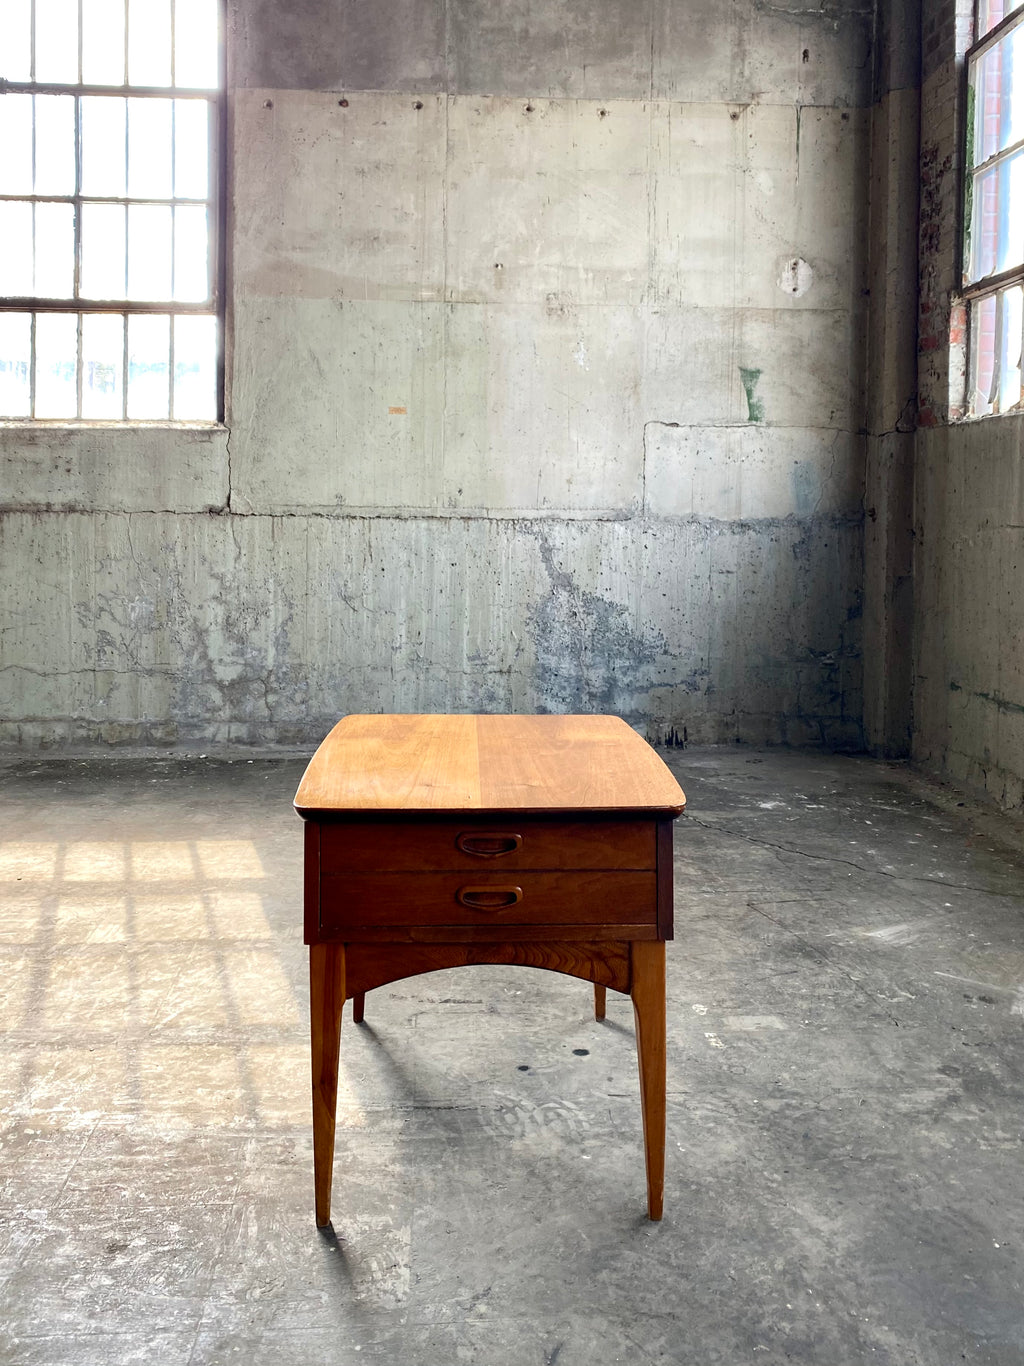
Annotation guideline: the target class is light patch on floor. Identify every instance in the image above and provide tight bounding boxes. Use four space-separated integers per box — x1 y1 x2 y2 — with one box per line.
130 841 197 879
855 923 922 946
208 889 274 938
0 841 59 880
195 839 266 879
64 841 130 881
0 888 46 941
54 891 130 942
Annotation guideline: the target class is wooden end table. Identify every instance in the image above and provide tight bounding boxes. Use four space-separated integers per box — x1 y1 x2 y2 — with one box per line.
295 713 685 1224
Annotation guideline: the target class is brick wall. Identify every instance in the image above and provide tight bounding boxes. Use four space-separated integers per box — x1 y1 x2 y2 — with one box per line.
918 0 973 425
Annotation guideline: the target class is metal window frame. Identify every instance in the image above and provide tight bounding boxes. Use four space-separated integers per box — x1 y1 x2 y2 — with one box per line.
0 0 225 422
961 3 1024 415
963 3 1024 298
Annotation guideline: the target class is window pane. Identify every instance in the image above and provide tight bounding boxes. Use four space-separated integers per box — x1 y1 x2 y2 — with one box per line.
34 203 75 297
174 205 209 301
34 95 76 196
973 49 996 166
0 203 34 296
972 166 997 280
173 315 216 419
174 100 210 199
0 314 32 418
175 0 219 88
2 0 32 81
1005 152 1024 273
35 313 78 418
127 314 170 418
35 0 79 83
998 283 1023 412
969 151 1024 281
969 288 1024 417
970 293 998 416
128 205 173 298
82 314 125 419
81 203 127 299
81 97 127 198
128 98 173 198
82 0 127 85
0 94 33 197
973 22 1024 166
128 0 171 86
978 1 1010 41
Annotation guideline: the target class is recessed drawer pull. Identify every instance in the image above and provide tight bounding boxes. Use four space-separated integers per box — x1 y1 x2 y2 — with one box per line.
456 832 523 858
456 885 524 910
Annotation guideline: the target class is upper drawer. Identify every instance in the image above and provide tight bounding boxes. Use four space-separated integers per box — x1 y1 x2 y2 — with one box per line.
318 819 655 873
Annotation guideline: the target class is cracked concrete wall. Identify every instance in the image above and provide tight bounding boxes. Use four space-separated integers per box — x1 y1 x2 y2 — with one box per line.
0 0 872 749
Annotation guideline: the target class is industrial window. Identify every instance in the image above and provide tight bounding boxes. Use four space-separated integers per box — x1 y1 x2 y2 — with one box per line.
0 0 222 422
965 1 1024 415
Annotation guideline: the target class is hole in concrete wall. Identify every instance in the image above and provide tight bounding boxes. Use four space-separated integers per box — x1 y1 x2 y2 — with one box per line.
777 258 813 298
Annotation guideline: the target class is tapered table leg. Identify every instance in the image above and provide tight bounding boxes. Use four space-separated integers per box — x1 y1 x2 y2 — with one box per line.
351 991 365 1024
593 983 606 1020
310 943 345 1227
631 940 666 1220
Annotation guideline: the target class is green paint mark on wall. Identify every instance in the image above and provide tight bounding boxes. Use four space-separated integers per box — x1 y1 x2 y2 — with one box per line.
739 367 765 423
950 680 1024 717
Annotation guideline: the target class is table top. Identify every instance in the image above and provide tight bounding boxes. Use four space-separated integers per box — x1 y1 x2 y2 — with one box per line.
294 714 686 817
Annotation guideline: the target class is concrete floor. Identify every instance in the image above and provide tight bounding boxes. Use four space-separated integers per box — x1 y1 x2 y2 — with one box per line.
1 746 1024 1365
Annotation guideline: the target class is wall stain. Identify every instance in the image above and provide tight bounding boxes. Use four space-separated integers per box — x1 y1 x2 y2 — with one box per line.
1 510 864 751
529 533 666 722
950 682 1024 718
739 368 765 423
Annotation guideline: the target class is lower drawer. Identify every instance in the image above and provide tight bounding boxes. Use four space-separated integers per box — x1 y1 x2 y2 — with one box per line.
319 870 657 932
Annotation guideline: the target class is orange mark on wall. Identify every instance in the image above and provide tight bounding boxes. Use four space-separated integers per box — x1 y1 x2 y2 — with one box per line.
388 406 407 415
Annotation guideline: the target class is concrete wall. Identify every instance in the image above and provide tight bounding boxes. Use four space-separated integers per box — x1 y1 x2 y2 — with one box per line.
0 0 873 749
861 0 919 760
910 0 1024 814
914 418 1024 810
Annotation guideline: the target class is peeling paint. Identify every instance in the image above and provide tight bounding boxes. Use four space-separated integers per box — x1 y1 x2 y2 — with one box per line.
0 510 864 750
529 532 665 722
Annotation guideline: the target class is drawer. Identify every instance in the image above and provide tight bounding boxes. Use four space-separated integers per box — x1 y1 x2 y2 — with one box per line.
318 819 655 873
319 870 657 932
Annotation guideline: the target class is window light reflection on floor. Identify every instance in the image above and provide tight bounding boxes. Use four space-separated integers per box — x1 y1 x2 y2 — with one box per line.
0 836 367 1132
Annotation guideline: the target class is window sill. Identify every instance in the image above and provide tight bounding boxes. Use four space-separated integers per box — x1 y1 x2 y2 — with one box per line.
0 420 226 435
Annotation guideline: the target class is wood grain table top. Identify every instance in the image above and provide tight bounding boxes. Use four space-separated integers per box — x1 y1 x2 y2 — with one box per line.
294 714 686 817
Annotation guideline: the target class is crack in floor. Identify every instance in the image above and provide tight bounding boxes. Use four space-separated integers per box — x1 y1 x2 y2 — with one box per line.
681 815 1024 898
744 897 904 1028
